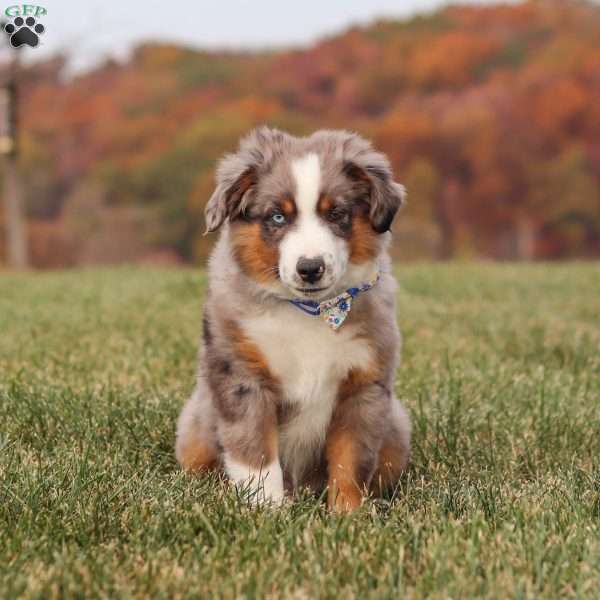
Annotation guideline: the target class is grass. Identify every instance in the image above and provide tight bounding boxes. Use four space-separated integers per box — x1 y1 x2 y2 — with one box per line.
1 263 599 599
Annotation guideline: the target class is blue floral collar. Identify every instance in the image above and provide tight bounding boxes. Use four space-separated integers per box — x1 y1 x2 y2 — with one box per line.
289 272 380 330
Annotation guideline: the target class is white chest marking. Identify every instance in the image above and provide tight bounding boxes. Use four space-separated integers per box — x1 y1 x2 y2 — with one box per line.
241 305 373 483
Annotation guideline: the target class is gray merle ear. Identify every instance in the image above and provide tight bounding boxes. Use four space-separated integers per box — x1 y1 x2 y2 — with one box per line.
204 126 290 233
342 138 406 234
204 162 257 233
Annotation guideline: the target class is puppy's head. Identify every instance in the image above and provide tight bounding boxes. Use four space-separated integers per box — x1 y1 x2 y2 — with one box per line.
205 127 405 299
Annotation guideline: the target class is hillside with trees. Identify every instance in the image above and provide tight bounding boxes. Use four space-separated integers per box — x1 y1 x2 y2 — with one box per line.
2 0 599 267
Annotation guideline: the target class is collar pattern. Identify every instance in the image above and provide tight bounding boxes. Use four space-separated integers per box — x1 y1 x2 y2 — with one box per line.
289 272 380 331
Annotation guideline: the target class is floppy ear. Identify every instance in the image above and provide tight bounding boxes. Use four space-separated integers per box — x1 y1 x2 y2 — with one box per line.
204 126 292 233
342 138 406 234
204 163 257 233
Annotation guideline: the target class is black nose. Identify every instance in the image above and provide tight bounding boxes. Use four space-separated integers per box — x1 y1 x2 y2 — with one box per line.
296 256 325 284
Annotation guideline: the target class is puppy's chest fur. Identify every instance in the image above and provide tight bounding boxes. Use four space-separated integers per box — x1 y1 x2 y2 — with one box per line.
240 305 373 483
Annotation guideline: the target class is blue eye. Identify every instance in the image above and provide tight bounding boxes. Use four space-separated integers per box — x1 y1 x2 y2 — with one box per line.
271 212 286 225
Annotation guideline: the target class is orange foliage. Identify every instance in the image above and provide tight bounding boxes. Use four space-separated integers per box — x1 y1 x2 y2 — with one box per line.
408 32 500 88
5 0 600 267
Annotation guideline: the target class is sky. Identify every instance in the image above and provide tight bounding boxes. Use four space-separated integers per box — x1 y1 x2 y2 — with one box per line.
2 0 524 72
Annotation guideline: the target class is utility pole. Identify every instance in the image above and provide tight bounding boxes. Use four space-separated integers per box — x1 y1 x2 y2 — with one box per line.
0 38 27 269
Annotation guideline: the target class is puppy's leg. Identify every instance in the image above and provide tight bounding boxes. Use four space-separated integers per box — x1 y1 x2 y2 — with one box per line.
372 397 411 493
207 325 284 505
326 375 389 512
176 381 219 472
218 392 284 505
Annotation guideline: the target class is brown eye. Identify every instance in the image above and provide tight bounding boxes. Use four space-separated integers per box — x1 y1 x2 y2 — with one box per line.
327 207 348 222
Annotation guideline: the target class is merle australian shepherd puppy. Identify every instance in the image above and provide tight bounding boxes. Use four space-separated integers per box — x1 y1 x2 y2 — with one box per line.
175 127 411 511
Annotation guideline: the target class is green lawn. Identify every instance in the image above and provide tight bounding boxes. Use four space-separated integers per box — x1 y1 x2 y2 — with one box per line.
1 264 600 599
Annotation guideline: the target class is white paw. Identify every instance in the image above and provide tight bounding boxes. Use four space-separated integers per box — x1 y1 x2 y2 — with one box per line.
225 455 285 506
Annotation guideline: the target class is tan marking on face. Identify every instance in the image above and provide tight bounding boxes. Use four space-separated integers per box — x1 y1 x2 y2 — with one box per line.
281 197 297 219
317 194 334 215
318 194 380 264
178 438 218 473
349 214 381 264
326 429 364 511
231 222 279 283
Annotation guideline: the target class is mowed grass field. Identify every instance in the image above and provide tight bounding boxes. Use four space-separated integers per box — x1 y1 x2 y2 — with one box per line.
1 264 599 599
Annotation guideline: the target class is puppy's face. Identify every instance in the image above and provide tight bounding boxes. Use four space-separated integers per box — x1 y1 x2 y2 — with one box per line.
205 128 405 299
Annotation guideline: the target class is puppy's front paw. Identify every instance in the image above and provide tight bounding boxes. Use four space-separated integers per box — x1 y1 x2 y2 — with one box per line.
328 480 364 512
225 455 285 506
255 475 286 506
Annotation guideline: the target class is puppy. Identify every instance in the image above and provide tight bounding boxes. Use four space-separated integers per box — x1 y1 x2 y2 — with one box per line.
176 127 410 510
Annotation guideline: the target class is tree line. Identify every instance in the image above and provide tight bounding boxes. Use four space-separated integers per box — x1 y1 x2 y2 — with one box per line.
1 0 599 267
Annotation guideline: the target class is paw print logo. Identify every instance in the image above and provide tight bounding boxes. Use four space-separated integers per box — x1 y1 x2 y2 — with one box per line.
4 16 45 48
